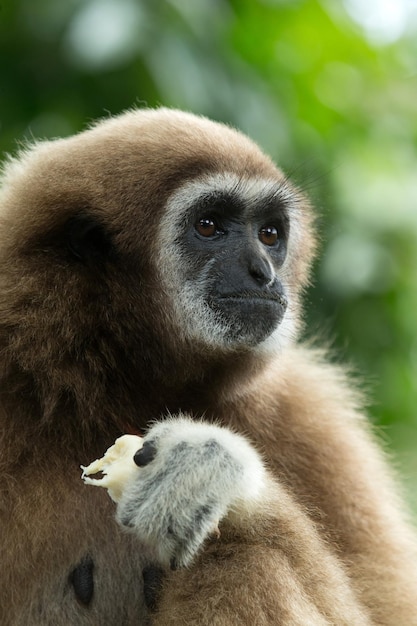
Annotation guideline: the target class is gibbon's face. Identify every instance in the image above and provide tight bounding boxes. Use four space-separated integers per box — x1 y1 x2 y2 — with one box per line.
0 109 315 365
160 173 296 348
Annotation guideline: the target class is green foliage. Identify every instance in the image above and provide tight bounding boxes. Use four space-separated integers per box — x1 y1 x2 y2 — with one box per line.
1 0 416 510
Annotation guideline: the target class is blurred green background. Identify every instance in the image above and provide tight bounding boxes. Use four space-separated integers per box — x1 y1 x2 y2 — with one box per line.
1 0 416 513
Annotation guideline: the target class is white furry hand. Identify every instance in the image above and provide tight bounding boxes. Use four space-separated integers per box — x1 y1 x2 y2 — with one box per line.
116 417 266 569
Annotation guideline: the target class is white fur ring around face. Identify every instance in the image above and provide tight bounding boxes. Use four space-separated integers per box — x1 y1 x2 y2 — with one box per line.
81 434 143 502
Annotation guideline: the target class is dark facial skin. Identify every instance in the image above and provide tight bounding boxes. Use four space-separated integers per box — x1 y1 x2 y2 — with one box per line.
184 190 289 346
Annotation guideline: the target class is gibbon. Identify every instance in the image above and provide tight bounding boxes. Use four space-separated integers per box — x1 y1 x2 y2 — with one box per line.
0 108 416 625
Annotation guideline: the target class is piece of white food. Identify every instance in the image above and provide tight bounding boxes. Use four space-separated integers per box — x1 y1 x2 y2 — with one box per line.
81 434 143 502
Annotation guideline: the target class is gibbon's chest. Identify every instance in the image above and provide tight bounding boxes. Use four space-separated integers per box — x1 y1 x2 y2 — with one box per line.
1 461 152 626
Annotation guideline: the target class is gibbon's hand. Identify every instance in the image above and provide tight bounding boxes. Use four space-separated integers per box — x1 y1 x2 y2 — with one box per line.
116 416 266 570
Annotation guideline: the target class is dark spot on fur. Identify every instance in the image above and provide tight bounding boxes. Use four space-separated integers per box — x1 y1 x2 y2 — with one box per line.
134 440 157 467
202 438 221 456
167 514 176 536
69 555 94 606
142 565 165 612
120 514 135 528
194 503 213 526
173 441 191 454
66 214 113 264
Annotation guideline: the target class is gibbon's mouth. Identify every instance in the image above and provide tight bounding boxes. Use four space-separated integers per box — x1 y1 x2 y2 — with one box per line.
209 293 287 345
218 292 288 308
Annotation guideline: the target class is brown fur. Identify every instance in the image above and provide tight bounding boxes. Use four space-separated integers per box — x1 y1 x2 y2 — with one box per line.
0 108 416 625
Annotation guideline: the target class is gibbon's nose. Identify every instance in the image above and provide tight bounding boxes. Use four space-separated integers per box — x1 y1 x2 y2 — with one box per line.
248 254 274 286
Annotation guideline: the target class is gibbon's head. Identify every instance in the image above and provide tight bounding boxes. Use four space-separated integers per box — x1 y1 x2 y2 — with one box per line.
0 109 315 394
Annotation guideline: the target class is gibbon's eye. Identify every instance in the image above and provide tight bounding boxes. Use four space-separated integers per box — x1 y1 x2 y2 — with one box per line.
259 225 279 247
195 217 219 238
